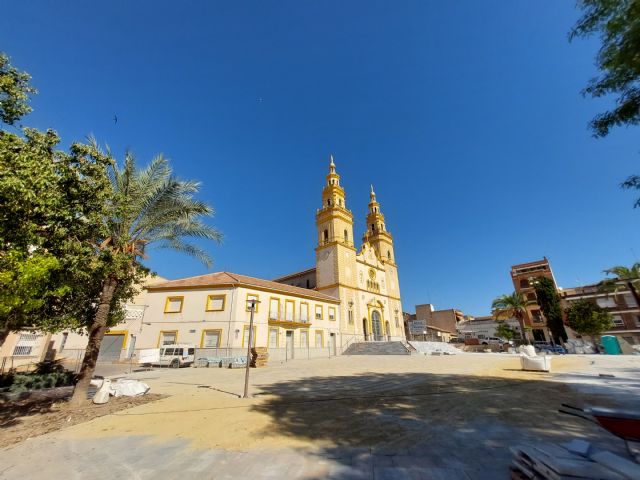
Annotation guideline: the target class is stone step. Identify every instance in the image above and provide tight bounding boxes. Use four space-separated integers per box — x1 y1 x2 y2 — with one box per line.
342 341 411 356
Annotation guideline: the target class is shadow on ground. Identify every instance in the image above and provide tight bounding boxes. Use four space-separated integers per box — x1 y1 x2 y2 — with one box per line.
251 371 632 479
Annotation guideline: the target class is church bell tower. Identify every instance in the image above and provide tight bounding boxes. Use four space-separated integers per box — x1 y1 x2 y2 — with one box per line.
315 156 357 293
363 185 396 265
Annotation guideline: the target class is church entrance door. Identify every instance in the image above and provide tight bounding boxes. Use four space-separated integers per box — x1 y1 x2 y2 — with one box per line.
371 311 383 341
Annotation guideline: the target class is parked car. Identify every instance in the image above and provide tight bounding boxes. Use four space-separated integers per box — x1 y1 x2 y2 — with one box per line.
155 344 195 368
448 337 464 344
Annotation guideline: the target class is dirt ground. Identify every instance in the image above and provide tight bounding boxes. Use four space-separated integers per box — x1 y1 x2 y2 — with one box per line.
0 391 164 449
53 354 639 453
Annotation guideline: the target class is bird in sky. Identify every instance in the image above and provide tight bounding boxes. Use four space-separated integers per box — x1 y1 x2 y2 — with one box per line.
113 115 118 124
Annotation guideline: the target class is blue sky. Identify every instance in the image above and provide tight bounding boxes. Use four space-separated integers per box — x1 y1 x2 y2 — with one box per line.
2 1 639 316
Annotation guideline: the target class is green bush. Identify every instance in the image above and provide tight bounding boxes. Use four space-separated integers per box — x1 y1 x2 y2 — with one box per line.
3 369 75 393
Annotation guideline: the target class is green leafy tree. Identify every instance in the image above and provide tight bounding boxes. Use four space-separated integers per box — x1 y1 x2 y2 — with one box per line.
532 276 567 344
70 149 223 405
599 262 640 308
491 292 530 343
0 53 113 347
566 299 613 348
495 322 516 341
0 52 36 125
570 1 640 137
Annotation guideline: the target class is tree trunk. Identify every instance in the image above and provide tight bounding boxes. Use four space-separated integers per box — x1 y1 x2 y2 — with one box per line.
70 276 118 406
626 281 640 309
517 316 528 344
0 322 11 349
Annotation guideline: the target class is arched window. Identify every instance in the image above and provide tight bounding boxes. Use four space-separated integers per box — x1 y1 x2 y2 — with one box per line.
327 199 331 206
323 229 328 242
371 224 375 232
338 199 342 206
344 229 348 242
387 251 391 260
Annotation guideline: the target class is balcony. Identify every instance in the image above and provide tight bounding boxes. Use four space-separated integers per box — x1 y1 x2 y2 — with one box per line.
268 314 312 328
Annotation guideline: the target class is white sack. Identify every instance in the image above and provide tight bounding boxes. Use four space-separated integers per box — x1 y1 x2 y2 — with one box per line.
110 379 150 397
93 378 112 404
520 355 551 372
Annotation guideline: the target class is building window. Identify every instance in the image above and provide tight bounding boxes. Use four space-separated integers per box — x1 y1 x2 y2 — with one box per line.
323 230 328 242
531 310 544 323
300 302 309 323
205 295 226 312
246 294 260 312
395 315 399 328
315 305 323 320
242 325 257 347
300 330 309 348
526 292 536 302
12 333 43 356
519 279 529 289
60 332 68 352
269 298 280 320
269 328 279 348
285 300 295 321
339 199 342 207
348 310 353 324
158 331 178 346
387 251 391 260
164 296 184 313
201 329 222 348
328 307 336 321
315 330 324 348
344 229 348 243
623 293 638 308
611 315 624 327
596 297 616 308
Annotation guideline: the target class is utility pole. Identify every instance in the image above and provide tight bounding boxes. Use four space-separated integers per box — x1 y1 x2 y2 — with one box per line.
243 298 259 398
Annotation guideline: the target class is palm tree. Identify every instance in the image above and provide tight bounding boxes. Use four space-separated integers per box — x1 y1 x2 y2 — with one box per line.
70 147 222 405
600 263 640 307
491 292 530 343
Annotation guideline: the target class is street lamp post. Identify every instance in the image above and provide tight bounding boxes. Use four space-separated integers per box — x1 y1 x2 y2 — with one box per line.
243 298 260 399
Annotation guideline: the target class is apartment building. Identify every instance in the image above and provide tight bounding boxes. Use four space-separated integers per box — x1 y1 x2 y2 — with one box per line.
511 258 556 341
559 284 640 345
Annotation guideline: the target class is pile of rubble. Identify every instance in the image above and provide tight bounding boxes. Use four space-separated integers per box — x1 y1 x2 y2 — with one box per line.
408 341 465 356
511 441 639 479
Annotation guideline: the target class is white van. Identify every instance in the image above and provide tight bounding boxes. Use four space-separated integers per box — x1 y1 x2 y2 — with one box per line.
156 344 195 368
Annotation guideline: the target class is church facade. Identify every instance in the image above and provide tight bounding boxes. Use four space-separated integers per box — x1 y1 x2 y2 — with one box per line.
275 156 404 344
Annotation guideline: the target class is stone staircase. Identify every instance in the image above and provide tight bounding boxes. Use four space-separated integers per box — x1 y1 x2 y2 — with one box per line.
342 341 411 356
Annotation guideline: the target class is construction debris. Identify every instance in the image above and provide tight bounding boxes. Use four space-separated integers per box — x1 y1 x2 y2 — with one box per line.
510 442 640 479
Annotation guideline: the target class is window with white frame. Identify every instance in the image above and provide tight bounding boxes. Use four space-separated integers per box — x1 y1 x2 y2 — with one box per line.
315 330 323 347
300 303 309 323
611 315 624 327
315 305 323 320
328 307 336 321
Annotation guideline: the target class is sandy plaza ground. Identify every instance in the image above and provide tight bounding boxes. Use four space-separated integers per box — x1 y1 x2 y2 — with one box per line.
0 352 638 479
